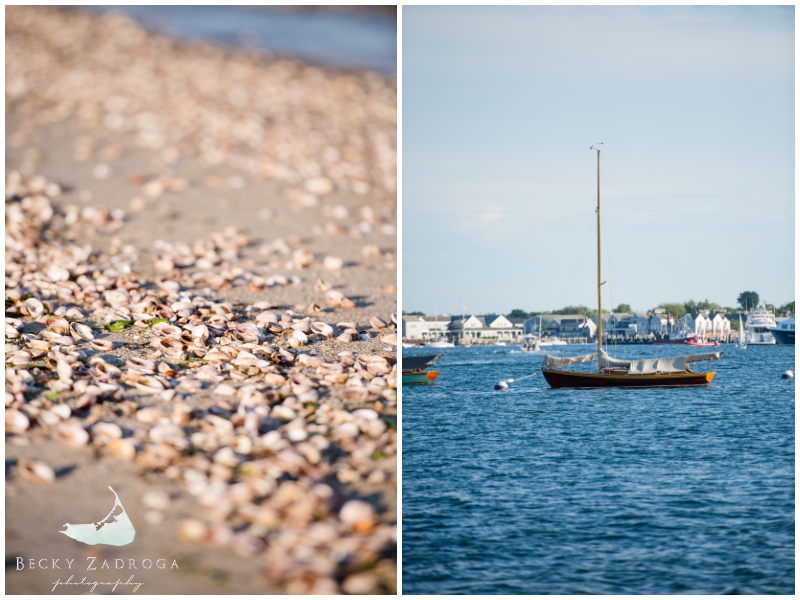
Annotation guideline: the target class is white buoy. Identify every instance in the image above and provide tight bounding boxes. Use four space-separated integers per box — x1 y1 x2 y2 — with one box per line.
494 380 509 391
781 370 793 379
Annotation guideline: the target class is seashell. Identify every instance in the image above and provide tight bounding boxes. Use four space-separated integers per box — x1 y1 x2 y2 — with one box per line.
6 408 30 433
277 348 296 363
192 324 209 340
18 460 56 483
24 298 45 318
255 311 279 324
177 519 208 542
341 297 356 309
359 331 371 340
337 322 357 331
65 307 85 319
265 322 284 334
69 322 94 340
56 358 73 381
58 419 90 446
323 256 344 271
154 337 186 357
5 323 20 338
92 362 121 378
306 302 322 314
337 331 354 343
92 421 122 442
370 315 388 329
45 316 69 335
342 574 380 595
142 490 171 511
325 290 344 307
339 500 375 532
152 322 182 338
380 333 398 346
136 406 166 423
315 279 332 293
133 376 166 394
107 438 137 460
29 339 52 351
310 322 334 337
292 330 308 344
53 335 76 346
391 312 398 325
38 330 62 342
291 318 311 334
127 356 156 373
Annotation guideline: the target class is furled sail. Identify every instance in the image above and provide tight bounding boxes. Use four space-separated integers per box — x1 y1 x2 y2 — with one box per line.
543 353 595 367
605 350 723 375
597 349 632 369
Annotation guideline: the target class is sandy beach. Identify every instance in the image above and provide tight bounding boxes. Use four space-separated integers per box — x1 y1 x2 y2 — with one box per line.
6 6 396 594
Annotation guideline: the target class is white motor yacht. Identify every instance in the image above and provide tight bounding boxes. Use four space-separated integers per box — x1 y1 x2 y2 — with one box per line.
770 316 795 345
745 303 777 345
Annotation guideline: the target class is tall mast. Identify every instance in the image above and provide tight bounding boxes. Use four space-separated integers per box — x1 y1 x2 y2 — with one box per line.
592 144 603 358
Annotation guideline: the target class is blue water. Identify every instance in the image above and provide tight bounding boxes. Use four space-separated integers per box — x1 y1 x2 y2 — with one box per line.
402 344 795 594
89 6 396 75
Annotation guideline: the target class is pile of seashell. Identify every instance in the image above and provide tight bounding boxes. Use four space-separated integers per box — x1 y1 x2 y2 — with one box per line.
6 6 397 197
6 169 397 593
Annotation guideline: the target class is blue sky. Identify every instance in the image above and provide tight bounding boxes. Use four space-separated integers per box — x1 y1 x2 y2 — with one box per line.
402 5 794 316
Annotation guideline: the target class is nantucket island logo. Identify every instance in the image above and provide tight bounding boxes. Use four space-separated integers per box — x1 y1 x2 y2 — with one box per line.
60 486 136 546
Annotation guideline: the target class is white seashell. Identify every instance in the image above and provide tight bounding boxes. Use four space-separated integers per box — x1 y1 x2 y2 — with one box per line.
134 376 166 394
325 290 344 307
90 339 113 352
380 332 398 345
370 315 388 329
5 323 20 338
323 256 344 271
255 311 279 324
339 500 375 531
58 419 90 446
107 438 137 460
56 359 73 381
69 322 94 340
291 318 311 334
292 330 308 343
136 406 166 423
24 298 45 318
46 316 69 335
18 460 56 483
127 356 156 373
6 408 30 433
152 322 182 338
310 322 334 338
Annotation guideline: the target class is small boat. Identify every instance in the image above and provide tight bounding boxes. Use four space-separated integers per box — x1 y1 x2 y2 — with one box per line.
686 339 720 347
428 340 455 348
549 338 568 346
402 354 443 384
738 313 746 349
541 145 721 389
493 341 507 347
653 333 696 345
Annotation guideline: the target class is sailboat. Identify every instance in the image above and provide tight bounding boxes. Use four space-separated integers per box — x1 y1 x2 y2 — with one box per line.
541 145 722 388
738 313 746 349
